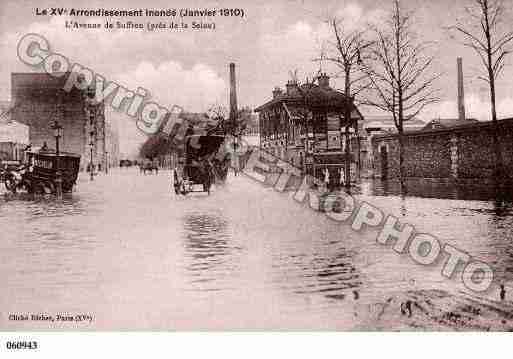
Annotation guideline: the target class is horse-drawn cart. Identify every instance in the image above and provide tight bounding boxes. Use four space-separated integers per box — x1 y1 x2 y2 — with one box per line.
174 134 229 195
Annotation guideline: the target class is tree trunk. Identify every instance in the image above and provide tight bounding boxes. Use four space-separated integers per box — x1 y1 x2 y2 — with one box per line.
484 0 504 192
345 124 351 189
356 120 361 179
489 76 503 189
397 130 406 194
344 71 352 190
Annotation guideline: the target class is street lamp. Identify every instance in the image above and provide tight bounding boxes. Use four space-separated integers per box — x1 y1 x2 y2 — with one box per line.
52 120 63 198
89 139 94 181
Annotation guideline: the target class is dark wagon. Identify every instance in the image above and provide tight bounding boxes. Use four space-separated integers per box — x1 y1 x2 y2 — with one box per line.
175 134 228 195
7 150 82 194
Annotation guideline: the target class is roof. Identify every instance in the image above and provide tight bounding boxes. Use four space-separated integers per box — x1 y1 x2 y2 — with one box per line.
373 117 513 140
422 118 479 131
254 83 354 112
361 115 426 131
178 112 210 123
27 149 81 158
0 100 12 123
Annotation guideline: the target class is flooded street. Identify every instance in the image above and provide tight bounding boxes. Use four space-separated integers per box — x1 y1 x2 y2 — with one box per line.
1 168 513 330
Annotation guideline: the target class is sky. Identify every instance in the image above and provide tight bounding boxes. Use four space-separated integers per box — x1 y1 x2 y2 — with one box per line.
1 0 513 156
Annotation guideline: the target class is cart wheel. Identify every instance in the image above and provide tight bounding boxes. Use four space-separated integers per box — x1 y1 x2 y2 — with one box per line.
33 181 45 195
44 182 55 194
24 180 33 194
4 178 16 193
62 183 72 193
180 182 188 195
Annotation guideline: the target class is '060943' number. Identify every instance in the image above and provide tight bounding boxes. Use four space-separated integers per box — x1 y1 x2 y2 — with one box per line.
6 341 38 350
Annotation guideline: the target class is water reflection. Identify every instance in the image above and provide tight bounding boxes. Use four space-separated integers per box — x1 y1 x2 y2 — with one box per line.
182 212 241 291
483 201 513 286
0 190 98 304
364 178 513 202
3 169 513 329
272 243 362 302
2 191 86 217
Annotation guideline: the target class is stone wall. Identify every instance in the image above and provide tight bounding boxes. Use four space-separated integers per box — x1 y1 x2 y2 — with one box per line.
371 119 513 183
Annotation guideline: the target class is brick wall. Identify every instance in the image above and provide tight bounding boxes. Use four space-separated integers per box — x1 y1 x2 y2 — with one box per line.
372 119 513 183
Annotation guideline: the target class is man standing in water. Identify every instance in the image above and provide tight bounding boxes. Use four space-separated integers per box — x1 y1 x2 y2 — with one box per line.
339 167 345 188
324 168 330 192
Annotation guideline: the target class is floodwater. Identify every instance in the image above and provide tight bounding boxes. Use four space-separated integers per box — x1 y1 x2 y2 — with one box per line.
1 168 513 330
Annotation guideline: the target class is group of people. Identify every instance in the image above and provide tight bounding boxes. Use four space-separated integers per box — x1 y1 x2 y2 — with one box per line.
322 167 346 191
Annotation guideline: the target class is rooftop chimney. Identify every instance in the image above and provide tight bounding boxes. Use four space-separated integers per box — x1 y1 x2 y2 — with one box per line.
318 73 330 89
229 62 238 121
285 80 298 96
457 57 466 121
272 87 283 99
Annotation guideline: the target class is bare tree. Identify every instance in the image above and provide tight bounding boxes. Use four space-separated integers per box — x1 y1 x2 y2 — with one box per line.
449 0 513 182
319 18 374 188
363 0 440 188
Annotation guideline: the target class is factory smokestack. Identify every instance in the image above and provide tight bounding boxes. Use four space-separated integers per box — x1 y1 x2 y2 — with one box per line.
229 63 238 122
457 57 466 121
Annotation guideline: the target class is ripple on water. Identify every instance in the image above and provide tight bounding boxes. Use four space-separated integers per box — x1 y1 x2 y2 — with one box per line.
182 212 242 292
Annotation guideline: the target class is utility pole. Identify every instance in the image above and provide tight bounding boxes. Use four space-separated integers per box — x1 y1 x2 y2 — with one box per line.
89 108 95 181
229 63 239 174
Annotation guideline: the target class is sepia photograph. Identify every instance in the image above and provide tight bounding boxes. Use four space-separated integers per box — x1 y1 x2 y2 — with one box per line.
1 0 513 355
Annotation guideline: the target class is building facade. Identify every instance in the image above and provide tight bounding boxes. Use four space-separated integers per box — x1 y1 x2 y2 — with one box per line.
255 74 363 185
11 72 106 170
0 100 29 162
105 121 120 169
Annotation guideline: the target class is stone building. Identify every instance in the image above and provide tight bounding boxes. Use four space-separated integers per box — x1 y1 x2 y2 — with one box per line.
420 117 478 131
11 72 106 170
0 100 29 162
105 121 120 169
255 74 363 184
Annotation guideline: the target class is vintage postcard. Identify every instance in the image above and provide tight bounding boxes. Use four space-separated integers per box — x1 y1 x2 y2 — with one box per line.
1 0 513 345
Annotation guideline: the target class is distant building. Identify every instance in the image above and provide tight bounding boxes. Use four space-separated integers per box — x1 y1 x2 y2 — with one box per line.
255 73 363 183
105 121 120 169
11 72 106 170
243 113 259 136
358 115 426 175
0 100 29 162
421 117 479 131
240 112 259 147
360 115 426 135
